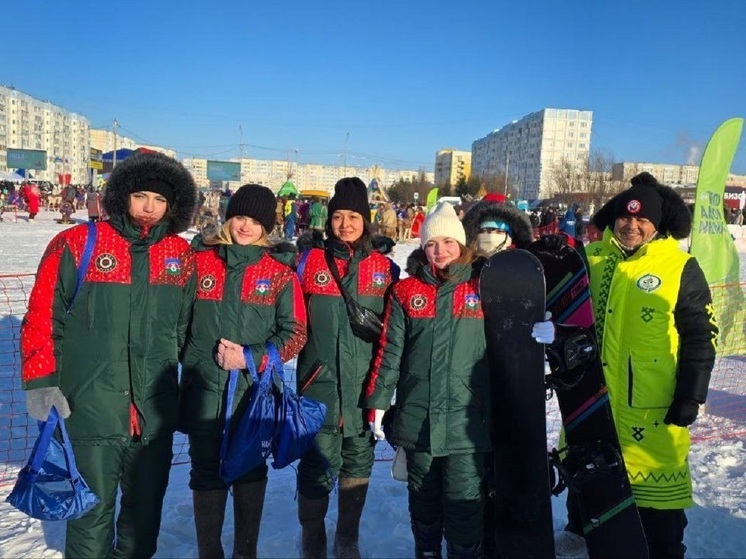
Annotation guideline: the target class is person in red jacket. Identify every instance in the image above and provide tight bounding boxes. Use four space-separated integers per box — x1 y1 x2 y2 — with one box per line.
25 183 41 221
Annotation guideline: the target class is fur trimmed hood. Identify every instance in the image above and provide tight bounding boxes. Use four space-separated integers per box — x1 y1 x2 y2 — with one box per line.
103 151 197 234
591 172 692 239
461 200 534 248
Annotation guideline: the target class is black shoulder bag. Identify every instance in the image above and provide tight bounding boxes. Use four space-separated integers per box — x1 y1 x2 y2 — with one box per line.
324 250 383 344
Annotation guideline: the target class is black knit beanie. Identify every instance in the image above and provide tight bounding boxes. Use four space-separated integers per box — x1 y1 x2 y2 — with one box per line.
327 177 371 222
613 173 663 229
225 184 277 233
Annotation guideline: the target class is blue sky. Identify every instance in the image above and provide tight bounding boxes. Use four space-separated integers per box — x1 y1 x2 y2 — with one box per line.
3 0 745 173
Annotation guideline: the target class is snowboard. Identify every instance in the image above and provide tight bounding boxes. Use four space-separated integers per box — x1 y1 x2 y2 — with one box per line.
480 249 555 558
528 238 649 559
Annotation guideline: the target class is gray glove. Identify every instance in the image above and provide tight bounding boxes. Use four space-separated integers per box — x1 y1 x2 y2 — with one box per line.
26 387 71 421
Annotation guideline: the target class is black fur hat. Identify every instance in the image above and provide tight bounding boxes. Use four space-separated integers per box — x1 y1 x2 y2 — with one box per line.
461 200 534 248
103 151 197 234
591 172 691 239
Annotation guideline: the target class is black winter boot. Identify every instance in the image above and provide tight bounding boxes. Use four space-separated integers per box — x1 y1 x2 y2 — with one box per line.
193 489 229 559
232 478 268 559
446 541 485 559
334 477 370 559
411 519 443 559
298 493 329 559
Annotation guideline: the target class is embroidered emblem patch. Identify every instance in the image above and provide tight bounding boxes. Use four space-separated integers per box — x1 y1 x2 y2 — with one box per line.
314 270 331 287
411 295 427 310
255 279 271 296
626 199 641 214
636 274 661 293
372 272 386 288
464 293 480 310
200 275 216 292
165 257 181 275
95 253 117 273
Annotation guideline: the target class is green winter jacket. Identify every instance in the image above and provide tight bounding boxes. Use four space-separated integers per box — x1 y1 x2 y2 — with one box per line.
21 215 196 445
363 252 491 456
296 234 398 436
179 238 307 437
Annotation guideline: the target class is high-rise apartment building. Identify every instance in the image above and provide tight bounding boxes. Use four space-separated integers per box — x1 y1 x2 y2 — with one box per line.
435 149 471 187
472 108 593 199
0 85 91 183
182 157 434 192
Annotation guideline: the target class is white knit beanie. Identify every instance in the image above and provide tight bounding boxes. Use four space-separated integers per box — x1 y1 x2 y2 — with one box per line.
420 202 466 247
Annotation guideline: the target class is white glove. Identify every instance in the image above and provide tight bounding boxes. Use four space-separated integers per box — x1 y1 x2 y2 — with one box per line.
369 409 386 441
531 311 555 344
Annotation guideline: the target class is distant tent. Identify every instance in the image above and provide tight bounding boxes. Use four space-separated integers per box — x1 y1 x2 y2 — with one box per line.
102 148 137 162
277 180 299 197
368 177 388 202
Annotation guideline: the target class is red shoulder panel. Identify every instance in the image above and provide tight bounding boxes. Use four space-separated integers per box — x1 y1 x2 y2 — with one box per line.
358 252 394 297
395 278 436 319
150 235 194 287
241 253 295 305
195 249 226 301
299 249 340 297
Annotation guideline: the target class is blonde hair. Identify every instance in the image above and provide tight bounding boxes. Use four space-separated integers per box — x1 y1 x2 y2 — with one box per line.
203 218 270 247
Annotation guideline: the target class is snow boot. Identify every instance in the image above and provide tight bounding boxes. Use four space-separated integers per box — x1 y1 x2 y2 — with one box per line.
232 478 268 559
333 477 369 559
299 493 329 559
193 489 229 559
411 519 443 559
446 541 484 559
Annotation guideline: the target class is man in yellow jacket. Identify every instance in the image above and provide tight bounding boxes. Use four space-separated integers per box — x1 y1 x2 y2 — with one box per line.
557 172 718 559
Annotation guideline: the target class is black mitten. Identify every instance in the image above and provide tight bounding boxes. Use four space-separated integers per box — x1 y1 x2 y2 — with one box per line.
664 399 700 427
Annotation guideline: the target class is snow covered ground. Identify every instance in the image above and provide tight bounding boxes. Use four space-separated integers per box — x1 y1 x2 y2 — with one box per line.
0 211 745 558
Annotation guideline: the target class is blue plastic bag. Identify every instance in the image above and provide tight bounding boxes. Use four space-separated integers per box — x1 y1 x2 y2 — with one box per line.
6 407 100 521
219 350 276 485
268 344 327 469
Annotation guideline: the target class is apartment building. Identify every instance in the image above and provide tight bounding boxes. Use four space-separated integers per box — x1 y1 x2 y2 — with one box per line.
182 156 434 192
435 149 471 187
472 108 593 199
0 85 91 183
612 161 746 187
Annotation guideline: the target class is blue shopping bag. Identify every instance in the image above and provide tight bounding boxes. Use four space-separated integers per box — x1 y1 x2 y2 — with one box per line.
268 344 327 469
219 350 276 485
6 407 100 521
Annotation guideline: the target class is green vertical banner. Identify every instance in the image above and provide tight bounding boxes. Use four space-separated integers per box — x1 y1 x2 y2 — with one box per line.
426 187 439 214
690 117 745 356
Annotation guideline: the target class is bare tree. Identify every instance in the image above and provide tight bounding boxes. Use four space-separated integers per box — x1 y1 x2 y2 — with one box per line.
547 151 631 212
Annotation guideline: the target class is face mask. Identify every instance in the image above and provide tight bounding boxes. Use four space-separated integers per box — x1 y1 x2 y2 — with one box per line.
476 232 511 256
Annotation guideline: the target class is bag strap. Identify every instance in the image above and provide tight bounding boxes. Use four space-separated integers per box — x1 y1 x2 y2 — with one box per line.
28 407 60 473
56 409 85 483
265 343 284 384
324 250 353 304
66 221 97 316
297 250 311 282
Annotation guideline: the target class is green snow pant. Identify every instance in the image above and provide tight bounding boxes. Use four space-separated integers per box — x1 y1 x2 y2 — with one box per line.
64 435 173 559
298 430 375 499
406 450 486 547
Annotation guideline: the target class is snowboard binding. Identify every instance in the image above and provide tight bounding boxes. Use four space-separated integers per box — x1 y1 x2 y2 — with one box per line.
545 324 596 391
550 442 623 496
